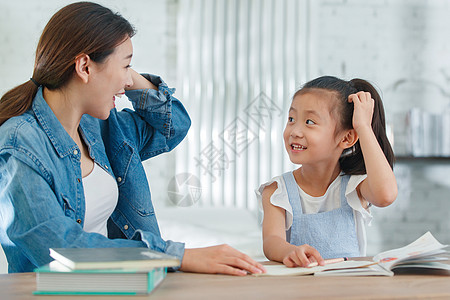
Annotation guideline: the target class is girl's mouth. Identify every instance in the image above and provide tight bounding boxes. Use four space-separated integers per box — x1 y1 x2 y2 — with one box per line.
291 144 307 151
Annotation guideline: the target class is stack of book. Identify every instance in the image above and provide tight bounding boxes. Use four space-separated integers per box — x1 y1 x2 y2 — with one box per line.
34 247 180 295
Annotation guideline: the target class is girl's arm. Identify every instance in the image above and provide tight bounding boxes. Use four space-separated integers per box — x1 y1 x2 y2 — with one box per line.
349 92 398 207
262 182 324 267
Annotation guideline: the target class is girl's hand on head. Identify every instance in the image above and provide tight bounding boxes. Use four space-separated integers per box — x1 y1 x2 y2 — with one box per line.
348 91 374 133
282 244 324 268
180 244 266 276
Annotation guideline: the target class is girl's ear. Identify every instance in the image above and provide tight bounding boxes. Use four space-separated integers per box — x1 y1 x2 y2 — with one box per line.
339 129 358 150
74 54 91 84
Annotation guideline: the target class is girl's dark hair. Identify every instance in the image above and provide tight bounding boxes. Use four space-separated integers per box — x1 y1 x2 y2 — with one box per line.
294 76 394 175
0 1 135 125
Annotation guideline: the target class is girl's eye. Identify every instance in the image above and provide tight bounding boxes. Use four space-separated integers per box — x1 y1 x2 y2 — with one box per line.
126 64 132 69
306 119 315 125
288 117 294 122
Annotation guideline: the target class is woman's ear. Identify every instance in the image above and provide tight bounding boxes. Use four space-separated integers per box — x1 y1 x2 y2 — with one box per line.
340 129 358 150
74 54 91 84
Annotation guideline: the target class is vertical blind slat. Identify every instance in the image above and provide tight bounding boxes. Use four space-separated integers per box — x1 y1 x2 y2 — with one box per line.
175 0 308 212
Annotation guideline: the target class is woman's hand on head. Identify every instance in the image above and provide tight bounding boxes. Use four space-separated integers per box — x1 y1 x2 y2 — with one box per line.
348 91 374 133
282 244 324 268
125 68 157 90
180 244 266 276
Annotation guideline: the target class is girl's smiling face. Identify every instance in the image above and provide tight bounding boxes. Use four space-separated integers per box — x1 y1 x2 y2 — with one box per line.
283 89 346 165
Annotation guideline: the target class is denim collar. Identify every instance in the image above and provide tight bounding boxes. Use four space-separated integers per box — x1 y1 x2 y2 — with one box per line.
32 87 98 159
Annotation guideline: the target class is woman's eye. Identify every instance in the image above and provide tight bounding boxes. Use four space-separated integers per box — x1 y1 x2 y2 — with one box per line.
306 119 315 125
126 64 132 69
288 117 294 122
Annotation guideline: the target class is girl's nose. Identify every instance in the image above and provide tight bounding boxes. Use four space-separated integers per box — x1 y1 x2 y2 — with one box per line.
290 125 303 138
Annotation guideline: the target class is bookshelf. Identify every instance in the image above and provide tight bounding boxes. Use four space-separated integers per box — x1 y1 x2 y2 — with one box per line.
395 156 450 163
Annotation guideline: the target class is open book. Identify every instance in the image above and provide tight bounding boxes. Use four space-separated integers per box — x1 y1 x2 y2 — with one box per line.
256 232 449 277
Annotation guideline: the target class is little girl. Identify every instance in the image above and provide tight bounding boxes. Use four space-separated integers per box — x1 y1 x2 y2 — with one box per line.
256 76 397 267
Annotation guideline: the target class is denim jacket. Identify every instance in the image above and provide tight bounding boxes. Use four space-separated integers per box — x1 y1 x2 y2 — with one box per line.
0 74 191 273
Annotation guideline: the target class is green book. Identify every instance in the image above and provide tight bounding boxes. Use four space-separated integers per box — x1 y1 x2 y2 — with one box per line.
49 247 180 270
34 261 167 295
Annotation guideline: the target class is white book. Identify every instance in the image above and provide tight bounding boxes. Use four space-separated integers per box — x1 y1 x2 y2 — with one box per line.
49 247 180 271
408 108 424 157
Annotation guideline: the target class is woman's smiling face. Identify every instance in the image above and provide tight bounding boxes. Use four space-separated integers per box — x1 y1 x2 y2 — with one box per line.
83 36 134 120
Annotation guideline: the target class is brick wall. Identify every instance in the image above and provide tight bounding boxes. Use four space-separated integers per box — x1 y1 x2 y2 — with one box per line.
367 161 450 254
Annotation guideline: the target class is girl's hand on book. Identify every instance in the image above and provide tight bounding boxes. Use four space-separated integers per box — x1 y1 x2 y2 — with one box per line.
180 244 266 276
282 244 324 268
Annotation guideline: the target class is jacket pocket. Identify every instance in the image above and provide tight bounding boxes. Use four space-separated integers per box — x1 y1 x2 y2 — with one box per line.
111 141 135 187
61 195 76 219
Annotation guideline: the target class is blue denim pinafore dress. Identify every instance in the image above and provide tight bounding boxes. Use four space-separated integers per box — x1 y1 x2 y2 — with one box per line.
282 171 360 259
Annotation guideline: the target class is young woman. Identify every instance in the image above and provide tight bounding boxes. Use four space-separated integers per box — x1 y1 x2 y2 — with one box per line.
0 2 265 276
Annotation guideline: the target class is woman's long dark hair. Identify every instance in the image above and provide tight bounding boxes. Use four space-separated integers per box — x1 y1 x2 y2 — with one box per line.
0 1 135 125
294 76 394 175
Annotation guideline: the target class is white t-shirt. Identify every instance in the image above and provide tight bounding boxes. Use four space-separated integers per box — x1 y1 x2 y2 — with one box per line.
255 173 372 256
82 163 119 237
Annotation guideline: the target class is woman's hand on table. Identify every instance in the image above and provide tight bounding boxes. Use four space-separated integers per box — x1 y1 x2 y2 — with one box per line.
180 244 266 276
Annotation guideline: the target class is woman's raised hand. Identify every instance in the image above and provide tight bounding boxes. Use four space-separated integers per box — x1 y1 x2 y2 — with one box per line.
126 68 157 90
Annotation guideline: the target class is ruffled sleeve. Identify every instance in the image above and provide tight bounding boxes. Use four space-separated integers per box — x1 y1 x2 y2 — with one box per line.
345 174 373 225
255 175 294 230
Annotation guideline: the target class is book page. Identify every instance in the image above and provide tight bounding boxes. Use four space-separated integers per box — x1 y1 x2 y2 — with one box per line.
255 261 374 276
374 232 448 270
315 263 393 277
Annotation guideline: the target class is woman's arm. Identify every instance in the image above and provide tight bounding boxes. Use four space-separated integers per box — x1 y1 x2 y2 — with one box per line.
126 68 157 90
261 183 323 267
114 69 191 160
0 156 153 271
349 92 398 207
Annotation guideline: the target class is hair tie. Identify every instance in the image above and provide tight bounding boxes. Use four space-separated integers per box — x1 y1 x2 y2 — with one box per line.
30 78 40 87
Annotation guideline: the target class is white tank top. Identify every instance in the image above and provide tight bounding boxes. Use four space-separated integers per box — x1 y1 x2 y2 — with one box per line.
82 163 119 237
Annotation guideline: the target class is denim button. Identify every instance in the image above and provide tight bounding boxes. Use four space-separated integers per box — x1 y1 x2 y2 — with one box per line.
124 225 129 230
117 177 122 183
105 165 109 170
73 149 78 155
76 219 82 224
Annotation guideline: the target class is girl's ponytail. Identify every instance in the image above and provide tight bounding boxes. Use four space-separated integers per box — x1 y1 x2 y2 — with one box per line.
0 80 39 126
339 79 395 174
